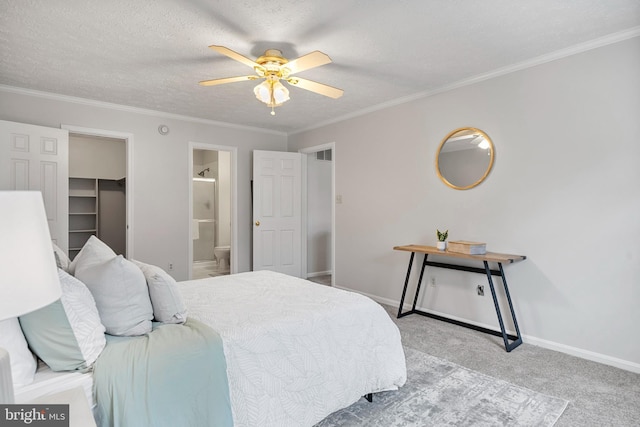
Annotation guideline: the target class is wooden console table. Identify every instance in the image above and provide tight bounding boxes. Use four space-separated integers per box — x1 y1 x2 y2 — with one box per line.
394 244 526 352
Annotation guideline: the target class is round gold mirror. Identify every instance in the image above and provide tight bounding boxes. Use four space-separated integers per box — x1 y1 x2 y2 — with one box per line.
436 127 495 190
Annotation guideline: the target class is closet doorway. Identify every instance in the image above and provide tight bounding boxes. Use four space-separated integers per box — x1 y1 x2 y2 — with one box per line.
189 143 237 280
63 125 133 260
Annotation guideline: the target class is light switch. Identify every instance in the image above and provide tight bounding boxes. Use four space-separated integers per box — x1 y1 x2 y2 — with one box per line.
336 195 343 204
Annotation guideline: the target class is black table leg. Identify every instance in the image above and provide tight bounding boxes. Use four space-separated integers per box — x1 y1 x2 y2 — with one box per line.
484 261 522 352
411 254 429 311
398 252 429 318
397 252 415 318
498 263 522 351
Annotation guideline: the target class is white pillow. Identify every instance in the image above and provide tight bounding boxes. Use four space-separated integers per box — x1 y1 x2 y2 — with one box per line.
0 318 36 387
133 260 187 324
75 255 153 336
19 269 106 371
52 242 71 272
68 235 116 275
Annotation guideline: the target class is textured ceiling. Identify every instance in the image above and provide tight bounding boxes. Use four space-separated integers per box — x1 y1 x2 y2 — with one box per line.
1 0 639 134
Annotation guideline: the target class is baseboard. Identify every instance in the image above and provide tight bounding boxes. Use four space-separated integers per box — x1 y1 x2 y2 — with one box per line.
335 285 640 374
306 270 332 278
520 335 640 374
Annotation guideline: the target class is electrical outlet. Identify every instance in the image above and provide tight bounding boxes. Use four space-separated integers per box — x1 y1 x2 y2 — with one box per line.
430 276 436 287
168 263 174 271
477 285 484 296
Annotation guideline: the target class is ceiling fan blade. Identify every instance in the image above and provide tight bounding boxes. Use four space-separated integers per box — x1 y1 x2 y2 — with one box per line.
208 45 261 69
285 51 332 74
199 75 258 86
286 77 343 99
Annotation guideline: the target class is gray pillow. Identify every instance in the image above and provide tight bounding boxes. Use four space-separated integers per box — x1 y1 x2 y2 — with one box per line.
52 242 71 272
74 242 153 336
68 235 116 275
133 260 187 324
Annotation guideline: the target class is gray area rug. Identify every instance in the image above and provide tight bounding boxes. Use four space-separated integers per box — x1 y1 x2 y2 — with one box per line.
316 347 569 426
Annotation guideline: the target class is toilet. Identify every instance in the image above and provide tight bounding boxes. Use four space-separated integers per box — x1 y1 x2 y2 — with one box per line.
213 246 230 270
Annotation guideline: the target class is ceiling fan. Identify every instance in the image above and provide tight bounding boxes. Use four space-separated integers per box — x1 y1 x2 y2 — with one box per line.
199 45 344 115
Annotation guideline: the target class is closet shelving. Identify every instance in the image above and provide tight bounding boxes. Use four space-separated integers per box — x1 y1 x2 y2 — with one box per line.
68 177 99 260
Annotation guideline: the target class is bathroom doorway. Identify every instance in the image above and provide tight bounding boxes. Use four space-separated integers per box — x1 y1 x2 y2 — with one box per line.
189 144 236 279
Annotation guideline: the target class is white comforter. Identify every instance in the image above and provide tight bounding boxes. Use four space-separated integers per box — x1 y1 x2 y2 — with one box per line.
179 270 406 427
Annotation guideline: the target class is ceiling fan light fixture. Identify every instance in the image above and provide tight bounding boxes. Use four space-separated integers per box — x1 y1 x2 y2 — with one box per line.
272 81 290 104
254 80 290 107
254 80 272 103
202 45 343 115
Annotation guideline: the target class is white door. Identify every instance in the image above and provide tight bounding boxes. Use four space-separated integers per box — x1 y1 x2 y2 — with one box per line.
253 150 302 277
0 120 69 252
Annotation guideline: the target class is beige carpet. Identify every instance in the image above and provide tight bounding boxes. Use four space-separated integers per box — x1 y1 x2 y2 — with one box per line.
385 305 640 426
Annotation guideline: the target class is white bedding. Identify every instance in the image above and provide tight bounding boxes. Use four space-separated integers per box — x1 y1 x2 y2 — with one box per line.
14 360 95 408
179 270 407 427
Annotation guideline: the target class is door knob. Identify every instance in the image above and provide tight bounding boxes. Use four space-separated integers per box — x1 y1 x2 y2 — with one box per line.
255 220 260 226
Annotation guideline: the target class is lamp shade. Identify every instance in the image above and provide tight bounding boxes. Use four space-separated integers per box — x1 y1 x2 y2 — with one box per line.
0 191 61 321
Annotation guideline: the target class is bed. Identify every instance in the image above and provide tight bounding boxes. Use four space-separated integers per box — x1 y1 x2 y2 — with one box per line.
10 239 406 427
180 270 407 426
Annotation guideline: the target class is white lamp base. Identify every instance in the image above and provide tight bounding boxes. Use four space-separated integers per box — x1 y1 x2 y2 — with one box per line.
0 347 15 404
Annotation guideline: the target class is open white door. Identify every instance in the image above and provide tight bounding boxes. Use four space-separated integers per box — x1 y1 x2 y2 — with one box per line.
0 120 69 252
252 150 302 277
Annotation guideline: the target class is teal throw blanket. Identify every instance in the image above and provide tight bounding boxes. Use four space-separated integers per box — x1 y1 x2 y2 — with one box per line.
93 318 232 427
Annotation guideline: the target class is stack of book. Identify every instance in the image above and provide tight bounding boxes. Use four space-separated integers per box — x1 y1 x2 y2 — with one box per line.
447 240 487 255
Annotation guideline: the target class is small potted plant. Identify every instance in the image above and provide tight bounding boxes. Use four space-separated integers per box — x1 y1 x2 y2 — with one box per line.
436 229 448 251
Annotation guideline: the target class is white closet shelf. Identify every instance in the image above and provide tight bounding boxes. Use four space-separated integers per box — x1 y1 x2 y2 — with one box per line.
69 177 99 260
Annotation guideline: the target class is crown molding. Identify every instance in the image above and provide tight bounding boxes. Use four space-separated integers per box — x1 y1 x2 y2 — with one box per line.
2 26 638 139
289 27 640 136
0 84 286 137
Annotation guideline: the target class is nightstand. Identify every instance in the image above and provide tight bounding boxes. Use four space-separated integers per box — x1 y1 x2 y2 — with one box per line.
28 386 96 427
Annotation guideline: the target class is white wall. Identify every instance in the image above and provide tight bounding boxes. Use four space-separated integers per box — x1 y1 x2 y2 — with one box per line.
288 37 640 370
0 89 288 279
